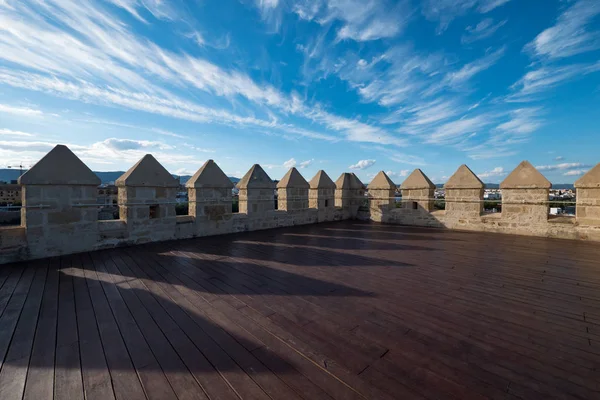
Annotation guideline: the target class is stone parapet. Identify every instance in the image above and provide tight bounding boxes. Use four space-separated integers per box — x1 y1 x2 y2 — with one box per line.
237 164 275 215
445 164 484 218
500 161 551 223
5 147 600 265
116 154 179 244
368 171 396 222
575 163 600 226
277 167 309 211
400 169 436 212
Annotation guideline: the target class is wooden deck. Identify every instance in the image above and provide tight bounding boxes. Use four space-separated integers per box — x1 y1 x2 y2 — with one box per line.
0 221 599 400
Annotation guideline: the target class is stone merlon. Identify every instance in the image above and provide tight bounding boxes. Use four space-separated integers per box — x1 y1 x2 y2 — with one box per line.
500 161 551 189
445 164 484 189
186 159 233 189
400 169 435 190
309 170 336 189
116 154 178 188
368 171 396 190
236 164 275 189
18 144 100 186
277 167 309 189
574 163 600 188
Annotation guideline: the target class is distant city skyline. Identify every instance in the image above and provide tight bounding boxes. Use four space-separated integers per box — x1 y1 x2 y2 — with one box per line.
1 0 599 184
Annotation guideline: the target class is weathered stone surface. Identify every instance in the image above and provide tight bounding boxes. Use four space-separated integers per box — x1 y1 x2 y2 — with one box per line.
369 171 396 222
116 154 178 188
186 160 233 189
445 165 484 189
368 171 396 189
335 173 354 189
277 168 309 189
309 170 336 189
19 144 100 186
237 164 275 189
401 169 435 190
500 161 551 189
574 163 600 188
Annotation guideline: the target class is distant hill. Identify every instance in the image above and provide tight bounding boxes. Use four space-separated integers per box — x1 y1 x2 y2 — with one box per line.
0 169 240 185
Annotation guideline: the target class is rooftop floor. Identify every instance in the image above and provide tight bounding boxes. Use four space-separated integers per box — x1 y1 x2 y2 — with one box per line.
0 221 599 400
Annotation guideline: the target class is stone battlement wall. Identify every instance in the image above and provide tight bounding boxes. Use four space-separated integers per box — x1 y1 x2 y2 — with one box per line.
370 163 600 242
0 145 361 264
3 146 600 265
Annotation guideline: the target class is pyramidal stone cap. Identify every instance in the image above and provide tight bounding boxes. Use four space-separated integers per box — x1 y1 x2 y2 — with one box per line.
116 154 178 188
335 173 354 189
277 167 309 189
574 163 600 188
309 170 336 189
500 161 551 189
19 144 100 186
368 171 396 189
445 164 484 189
400 169 435 190
236 164 275 189
350 173 366 189
186 160 233 189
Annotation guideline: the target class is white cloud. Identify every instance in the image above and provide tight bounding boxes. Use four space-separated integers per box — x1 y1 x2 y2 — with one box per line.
298 159 314 168
525 0 600 59
283 158 297 168
294 0 412 42
400 169 410 177
495 108 543 135
421 0 511 33
443 47 506 88
101 138 172 151
0 128 35 137
426 115 493 145
536 162 591 171
477 0 511 13
564 169 588 176
508 63 600 101
555 156 564 161
0 0 395 148
478 167 505 178
462 18 507 44
349 159 376 170
0 104 44 117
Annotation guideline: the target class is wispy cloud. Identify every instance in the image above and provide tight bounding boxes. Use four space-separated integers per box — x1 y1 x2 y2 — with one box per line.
563 169 588 176
349 159 376 170
462 18 507 44
0 104 44 117
421 0 511 33
495 108 543 135
283 157 297 169
0 0 396 148
0 128 35 137
442 47 506 88
536 162 591 171
478 166 505 178
293 0 412 42
508 63 600 101
525 0 600 59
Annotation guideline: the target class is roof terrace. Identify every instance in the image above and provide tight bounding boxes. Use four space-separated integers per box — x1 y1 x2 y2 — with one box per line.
1 220 600 399
2 145 600 399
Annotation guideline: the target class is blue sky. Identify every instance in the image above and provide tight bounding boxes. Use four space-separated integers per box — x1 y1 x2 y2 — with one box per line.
0 0 599 184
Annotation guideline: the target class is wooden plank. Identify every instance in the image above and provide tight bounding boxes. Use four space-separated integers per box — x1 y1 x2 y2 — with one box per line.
105 251 240 400
99 251 209 400
54 256 84 400
0 261 47 400
70 253 116 400
23 258 60 400
89 252 178 400
81 252 147 400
